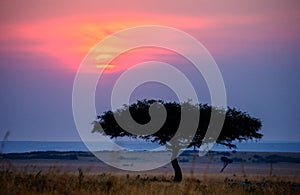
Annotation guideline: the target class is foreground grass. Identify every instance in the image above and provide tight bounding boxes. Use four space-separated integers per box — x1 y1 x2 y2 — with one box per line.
0 170 299 195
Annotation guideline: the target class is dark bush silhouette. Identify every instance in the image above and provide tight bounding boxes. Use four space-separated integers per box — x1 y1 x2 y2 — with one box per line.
220 156 233 172
92 99 262 181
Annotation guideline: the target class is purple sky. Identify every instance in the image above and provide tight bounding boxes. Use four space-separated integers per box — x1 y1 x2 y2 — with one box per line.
0 0 300 141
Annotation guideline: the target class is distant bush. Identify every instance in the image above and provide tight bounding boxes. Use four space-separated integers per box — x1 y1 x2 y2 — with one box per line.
251 154 300 163
1 151 90 160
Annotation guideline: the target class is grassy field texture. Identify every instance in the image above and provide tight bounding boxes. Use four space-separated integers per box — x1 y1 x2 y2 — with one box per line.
1 170 300 194
1 151 300 194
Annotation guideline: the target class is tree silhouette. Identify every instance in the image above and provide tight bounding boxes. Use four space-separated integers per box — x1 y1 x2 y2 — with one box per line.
92 99 262 181
220 156 233 172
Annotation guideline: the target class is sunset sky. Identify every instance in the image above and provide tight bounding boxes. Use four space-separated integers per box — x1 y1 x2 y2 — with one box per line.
0 0 299 141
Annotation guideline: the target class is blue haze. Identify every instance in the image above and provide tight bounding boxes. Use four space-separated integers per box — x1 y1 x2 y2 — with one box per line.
2 141 300 154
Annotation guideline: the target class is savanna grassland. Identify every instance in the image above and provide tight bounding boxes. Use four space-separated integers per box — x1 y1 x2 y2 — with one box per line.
1 170 300 195
1 151 300 194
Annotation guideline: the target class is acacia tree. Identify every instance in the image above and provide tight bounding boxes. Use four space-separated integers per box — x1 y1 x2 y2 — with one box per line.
92 99 262 181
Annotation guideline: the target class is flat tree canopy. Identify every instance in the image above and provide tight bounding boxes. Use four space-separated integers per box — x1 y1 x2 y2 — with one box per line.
92 99 262 181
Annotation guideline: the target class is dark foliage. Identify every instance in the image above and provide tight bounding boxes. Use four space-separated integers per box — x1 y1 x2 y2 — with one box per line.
93 99 262 149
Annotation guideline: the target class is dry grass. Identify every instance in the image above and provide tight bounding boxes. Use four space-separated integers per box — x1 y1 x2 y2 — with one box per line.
0 168 299 195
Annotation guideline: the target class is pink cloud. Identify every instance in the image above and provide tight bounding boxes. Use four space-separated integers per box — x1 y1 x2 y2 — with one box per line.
0 0 299 71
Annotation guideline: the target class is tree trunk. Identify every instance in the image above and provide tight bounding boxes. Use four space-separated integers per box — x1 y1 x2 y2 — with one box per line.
171 158 182 182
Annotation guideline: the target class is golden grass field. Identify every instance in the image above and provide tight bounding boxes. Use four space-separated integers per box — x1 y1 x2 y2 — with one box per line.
1 170 300 194
1 151 300 194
